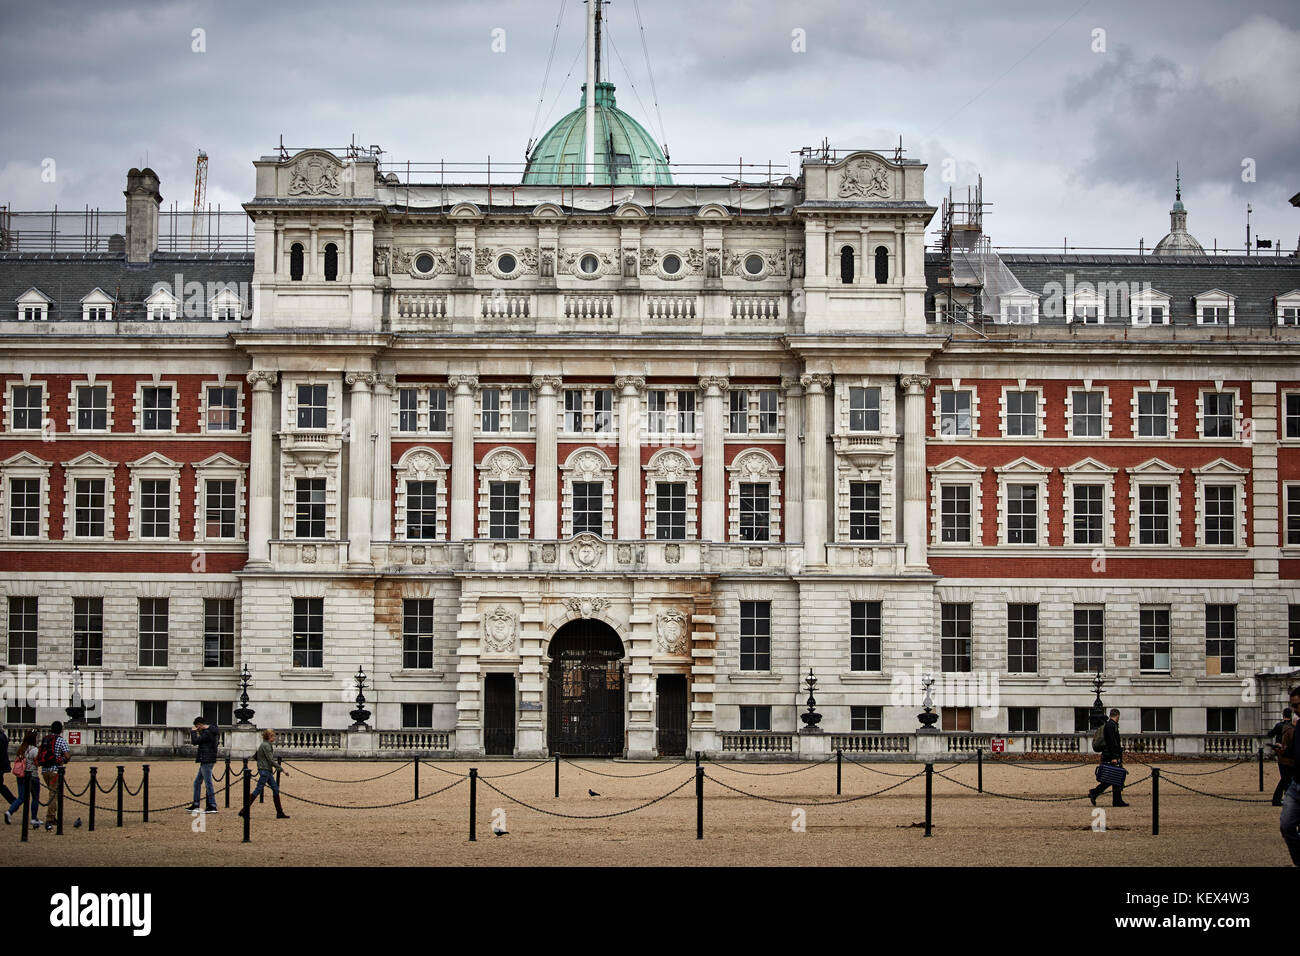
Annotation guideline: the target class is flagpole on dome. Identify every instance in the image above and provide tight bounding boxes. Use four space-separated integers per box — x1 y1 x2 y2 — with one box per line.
584 0 598 185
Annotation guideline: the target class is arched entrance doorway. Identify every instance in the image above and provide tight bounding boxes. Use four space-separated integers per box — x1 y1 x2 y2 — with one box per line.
547 619 625 756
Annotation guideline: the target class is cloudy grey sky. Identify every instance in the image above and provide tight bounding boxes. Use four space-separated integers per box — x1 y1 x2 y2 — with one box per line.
2 0 1297 251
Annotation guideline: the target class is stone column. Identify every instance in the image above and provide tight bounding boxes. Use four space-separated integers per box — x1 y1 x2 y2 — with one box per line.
449 374 478 541
782 376 804 545
1251 380 1280 580
901 374 931 570
800 373 831 568
516 597 547 757
371 375 394 544
699 376 729 542
245 370 278 568
616 376 645 539
626 597 656 759
345 372 375 567
532 375 562 539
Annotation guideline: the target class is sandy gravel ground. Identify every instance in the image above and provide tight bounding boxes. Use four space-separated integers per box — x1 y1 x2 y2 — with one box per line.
5 757 1289 866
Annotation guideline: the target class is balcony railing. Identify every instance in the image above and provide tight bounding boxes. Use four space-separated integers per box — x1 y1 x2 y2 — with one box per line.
720 732 794 753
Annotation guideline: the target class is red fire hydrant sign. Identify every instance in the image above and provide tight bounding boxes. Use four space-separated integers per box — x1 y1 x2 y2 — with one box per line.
990 738 1005 753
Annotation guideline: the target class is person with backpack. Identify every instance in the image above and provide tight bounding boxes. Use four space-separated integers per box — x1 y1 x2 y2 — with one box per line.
186 716 220 813
1087 708 1129 808
0 721 17 808
238 728 290 820
1280 686 1300 866
4 730 39 826
36 721 70 831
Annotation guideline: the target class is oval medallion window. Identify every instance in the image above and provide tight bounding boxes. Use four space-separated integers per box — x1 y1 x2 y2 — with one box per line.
580 254 601 275
497 253 517 274
414 253 435 274
744 254 765 276
661 254 682 275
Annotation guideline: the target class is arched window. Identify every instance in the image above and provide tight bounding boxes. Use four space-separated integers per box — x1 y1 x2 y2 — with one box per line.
324 243 338 282
874 246 889 284
289 243 304 281
839 245 854 284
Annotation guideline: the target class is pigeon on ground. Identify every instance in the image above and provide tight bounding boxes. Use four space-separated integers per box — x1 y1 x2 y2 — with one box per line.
492 825 508 836
74 818 82 829
588 789 600 797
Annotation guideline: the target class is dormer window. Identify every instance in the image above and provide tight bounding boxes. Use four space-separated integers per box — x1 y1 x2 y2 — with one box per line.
16 288 51 321
1130 288 1171 326
1067 289 1105 325
1194 290 1235 326
1000 292 1039 325
209 289 242 321
1277 291 1300 326
81 288 114 322
144 288 178 322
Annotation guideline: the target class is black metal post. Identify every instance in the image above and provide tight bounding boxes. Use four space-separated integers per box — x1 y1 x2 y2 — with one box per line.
977 747 983 793
695 750 701 770
554 754 559 798
414 758 419 800
20 781 29 842
696 766 704 840
242 765 251 844
469 768 477 842
1152 767 1160 836
115 765 124 828
88 767 97 832
141 765 149 823
55 768 65 835
836 749 842 795
275 766 281 797
924 762 933 838
1259 747 1265 792
224 758 231 808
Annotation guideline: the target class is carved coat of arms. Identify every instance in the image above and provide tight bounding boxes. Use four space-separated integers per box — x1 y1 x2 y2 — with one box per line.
484 606 517 653
656 608 688 655
838 158 890 199
288 155 342 197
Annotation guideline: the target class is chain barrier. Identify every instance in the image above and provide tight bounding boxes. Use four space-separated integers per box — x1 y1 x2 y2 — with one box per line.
559 757 692 778
704 754 835 777
281 761 410 784
277 775 466 811
844 756 947 778
704 768 926 806
933 767 1153 802
1158 758 1257 777
987 759 1095 771
61 777 92 797
478 760 556 779
1160 776 1277 804
477 771 694 819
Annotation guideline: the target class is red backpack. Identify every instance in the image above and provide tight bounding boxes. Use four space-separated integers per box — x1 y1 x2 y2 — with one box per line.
35 734 61 767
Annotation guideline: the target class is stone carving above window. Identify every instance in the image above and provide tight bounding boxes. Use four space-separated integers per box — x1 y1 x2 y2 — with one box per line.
483 605 517 653
563 595 609 619
568 534 606 570
656 608 688 656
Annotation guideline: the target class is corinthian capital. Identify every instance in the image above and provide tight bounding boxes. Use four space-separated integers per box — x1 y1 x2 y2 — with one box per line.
246 370 278 389
799 372 832 392
900 374 931 395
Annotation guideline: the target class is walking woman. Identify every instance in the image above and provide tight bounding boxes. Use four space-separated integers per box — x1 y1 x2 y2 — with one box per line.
239 728 289 819
4 730 40 826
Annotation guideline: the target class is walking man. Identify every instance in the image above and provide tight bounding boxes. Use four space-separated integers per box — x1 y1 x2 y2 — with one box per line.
1272 708 1294 807
37 720 71 831
239 728 289 820
1088 708 1129 808
187 716 220 813
1280 687 1300 866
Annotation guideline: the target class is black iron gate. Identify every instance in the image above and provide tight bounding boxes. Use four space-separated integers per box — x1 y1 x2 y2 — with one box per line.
547 620 625 756
484 674 516 756
656 675 688 756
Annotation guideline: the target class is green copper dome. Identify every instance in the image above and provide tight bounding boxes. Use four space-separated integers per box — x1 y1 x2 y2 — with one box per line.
523 82 672 186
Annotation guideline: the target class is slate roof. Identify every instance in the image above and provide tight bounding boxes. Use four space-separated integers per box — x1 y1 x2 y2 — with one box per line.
0 252 253 321
926 251 1300 327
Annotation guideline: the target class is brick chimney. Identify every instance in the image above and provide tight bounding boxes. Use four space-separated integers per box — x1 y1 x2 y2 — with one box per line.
123 167 161 264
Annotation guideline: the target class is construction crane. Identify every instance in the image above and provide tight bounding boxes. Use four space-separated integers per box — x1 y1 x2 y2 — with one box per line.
191 150 208 245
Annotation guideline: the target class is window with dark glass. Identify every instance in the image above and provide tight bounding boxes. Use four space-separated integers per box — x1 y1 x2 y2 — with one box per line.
428 388 447 431
849 481 880 541
201 702 233 727
481 388 500 431
137 597 168 668
1139 608 1171 672
7 596 37 667
406 481 439 539
1072 484 1104 545
295 478 326 538
489 481 520 539
403 703 435 728
1073 607 1104 674
1005 390 1037 436
142 386 172 431
1007 484 1038 544
323 242 338 281
73 597 103 667
1137 485 1170 545
1007 604 1038 673
296 384 328 428
1202 391 1234 438
8 478 39 537
1141 708 1172 733
403 599 435 670
1136 391 1169 437
1071 391 1103 437
291 702 323 727
1288 486 1300 545
677 390 696 433
207 386 238 431
205 479 237 538
1204 485 1235 545
1285 393 1300 439
940 485 972 543
939 390 972 437
1205 604 1236 675
572 481 604 535
941 603 972 672
1206 708 1237 733
729 390 748 434
739 601 771 671
839 245 854 284
292 597 324 669
874 246 888 284
12 384 42 430
140 479 171 538
290 243 304 281
849 387 880 432
738 483 770 542
399 388 419 432
1008 707 1039 733
593 389 613 432
1291 605 1300 668
510 388 530 432
564 389 583 432
850 601 882 672
136 701 167 726
655 482 686 540
739 705 772 731
851 705 883 732
203 598 234 668
77 385 108 430
757 390 779 434
647 390 667 433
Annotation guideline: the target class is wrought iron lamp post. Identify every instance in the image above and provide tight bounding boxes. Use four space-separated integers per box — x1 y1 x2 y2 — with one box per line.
799 668 822 730
233 663 256 726
917 672 939 732
65 664 86 725
1088 669 1106 731
349 665 372 730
